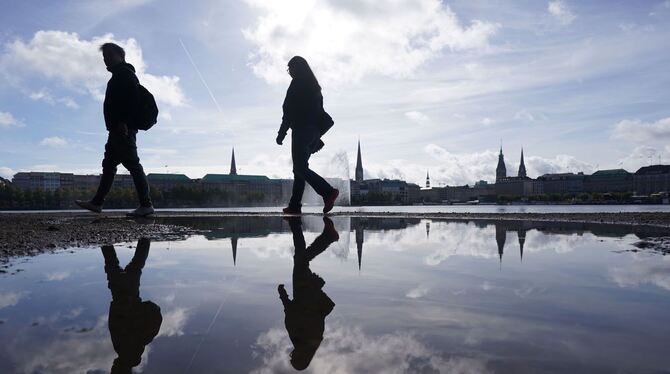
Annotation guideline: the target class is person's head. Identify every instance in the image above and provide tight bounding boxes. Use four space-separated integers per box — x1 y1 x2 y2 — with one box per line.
100 43 125 68
287 56 321 91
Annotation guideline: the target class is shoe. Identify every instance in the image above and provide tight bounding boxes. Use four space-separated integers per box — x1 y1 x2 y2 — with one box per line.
323 217 339 242
323 189 339 214
126 206 155 217
75 200 102 213
282 206 302 215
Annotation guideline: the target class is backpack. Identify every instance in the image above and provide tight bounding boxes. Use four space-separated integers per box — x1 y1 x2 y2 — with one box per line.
134 84 159 131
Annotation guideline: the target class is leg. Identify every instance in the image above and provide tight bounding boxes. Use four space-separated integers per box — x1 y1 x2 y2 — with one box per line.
92 134 121 206
125 238 150 273
120 132 152 207
291 131 334 199
101 245 122 276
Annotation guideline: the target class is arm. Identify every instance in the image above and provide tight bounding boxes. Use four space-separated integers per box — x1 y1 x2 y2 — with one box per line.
276 82 295 144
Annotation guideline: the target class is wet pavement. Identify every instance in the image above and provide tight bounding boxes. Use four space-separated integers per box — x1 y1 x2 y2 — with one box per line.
0 216 669 373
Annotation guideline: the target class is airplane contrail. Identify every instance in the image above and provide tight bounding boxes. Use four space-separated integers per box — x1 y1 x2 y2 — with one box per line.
178 38 223 114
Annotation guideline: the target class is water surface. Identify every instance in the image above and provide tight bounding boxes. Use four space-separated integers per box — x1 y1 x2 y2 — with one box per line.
0 216 669 373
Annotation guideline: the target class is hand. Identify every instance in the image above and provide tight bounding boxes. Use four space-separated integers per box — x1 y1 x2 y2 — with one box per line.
276 133 285 145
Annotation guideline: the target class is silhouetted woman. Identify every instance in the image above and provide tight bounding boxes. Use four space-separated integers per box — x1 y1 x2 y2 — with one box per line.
276 56 339 215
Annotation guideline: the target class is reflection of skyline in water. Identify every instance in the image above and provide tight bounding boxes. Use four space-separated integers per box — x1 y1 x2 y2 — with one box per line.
1 217 669 373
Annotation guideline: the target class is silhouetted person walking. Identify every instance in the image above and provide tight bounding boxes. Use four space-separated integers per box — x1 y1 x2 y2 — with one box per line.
278 216 338 370
76 42 154 217
101 238 162 374
276 56 339 215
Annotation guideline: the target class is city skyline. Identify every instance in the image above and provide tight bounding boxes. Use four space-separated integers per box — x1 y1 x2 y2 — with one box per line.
1 1 670 187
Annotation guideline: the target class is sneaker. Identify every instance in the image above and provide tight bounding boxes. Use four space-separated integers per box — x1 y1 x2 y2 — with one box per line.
75 200 102 213
126 206 155 217
323 189 339 214
282 206 302 215
323 217 339 242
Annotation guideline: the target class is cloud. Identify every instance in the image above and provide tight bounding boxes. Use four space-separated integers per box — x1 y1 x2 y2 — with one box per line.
1 31 184 107
251 324 491 374
406 284 430 299
29 89 79 109
0 166 15 179
45 271 71 281
0 291 27 309
404 111 430 125
612 117 670 143
156 307 189 337
610 255 670 291
0 111 25 128
480 117 494 126
513 109 535 122
40 136 68 147
548 1 576 25
422 144 593 185
243 0 499 85
617 145 669 171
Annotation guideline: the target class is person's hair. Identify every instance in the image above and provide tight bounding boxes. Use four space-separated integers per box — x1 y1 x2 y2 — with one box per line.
288 56 321 91
99 43 125 59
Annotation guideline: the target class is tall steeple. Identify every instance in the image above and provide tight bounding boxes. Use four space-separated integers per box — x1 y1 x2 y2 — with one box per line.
356 224 364 271
231 237 238 265
517 228 526 262
496 144 507 182
518 148 527 178
355 140 364 183
495 223 506 268
425 171 431 188
230 148 237 175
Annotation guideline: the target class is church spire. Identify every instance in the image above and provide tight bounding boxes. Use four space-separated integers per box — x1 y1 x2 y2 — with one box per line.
496 143 507 182
231 237 238 266
425 171 430 188
356 224 364 272
518 148 527 178
230 148 237 175
355 140 364 183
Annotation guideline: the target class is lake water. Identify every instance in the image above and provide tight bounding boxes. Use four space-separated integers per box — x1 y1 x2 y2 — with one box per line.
1 216 669 373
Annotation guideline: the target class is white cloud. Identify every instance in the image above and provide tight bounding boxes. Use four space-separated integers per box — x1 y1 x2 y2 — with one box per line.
0 291 27 309
612 117 670 143
617 145 668 171
156 307 189 337
29 89 79 109
251 324 491 374
422 144 593 185
45 271 71 281
1 31 184 107
513 109 535 122
548 1 576 25
610 255 670 291
406 284 430 299
0 166 15 179
480 117 494 126
404 111 430 125
40 136 68 147
243 0 499 85
0 111 25 128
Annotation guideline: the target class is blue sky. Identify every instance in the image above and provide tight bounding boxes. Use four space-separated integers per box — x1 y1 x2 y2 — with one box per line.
1 0 669 186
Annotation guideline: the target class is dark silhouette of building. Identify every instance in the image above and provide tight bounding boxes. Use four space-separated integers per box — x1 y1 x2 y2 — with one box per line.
496 145 507 182
355 140 364 183
230 148 237 175
101 238 162 373
147 173 191 191
634 165 670 195
278 217 338 370
518 148 527 178
584 169 632 193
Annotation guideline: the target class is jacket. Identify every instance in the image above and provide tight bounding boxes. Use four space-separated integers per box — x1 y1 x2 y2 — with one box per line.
104 62 139 131
278 78 323 137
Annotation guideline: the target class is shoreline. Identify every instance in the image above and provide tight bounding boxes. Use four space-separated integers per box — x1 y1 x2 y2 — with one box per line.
1 211 668 265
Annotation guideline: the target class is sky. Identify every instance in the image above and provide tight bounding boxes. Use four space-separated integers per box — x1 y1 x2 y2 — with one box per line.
0 0 669 187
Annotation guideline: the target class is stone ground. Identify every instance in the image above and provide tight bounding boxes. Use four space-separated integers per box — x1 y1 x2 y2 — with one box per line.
1 211 669 266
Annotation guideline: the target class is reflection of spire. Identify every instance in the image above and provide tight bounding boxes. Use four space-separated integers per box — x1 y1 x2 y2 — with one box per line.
426 221 430 239
495 223 506 268
230 148 237 175
231 237 238 265
517 228 526 262
355 225 364 271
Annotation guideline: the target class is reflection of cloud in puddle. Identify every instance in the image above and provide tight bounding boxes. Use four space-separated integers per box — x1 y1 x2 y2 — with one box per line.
157 307 190 337
251 324 491 374
406 284 430 299
513 284 546 298
45 271 71 281
610 254 670 291
0 291 28 309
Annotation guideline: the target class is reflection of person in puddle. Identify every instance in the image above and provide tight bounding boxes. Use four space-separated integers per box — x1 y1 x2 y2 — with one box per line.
101 238 162 374
278 217 339 371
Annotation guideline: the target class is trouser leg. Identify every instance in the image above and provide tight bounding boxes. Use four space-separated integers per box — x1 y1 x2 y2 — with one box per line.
120 132 152 207
291 131 333 204
92 135 120 206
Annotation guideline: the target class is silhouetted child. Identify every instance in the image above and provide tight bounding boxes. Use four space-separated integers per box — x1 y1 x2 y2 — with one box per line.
278 217 339 370
101 238 162 374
